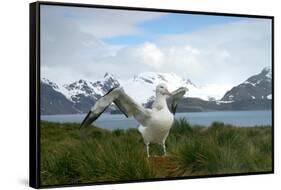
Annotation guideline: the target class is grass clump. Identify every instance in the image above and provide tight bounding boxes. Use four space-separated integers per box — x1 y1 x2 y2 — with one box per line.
169 121 272 176
40 122 154 186
40 120 272 186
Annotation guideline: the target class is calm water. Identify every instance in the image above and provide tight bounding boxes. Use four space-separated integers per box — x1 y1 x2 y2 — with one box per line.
41 110 272 130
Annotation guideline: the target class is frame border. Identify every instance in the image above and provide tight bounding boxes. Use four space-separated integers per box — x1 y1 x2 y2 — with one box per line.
30 2 41 188
29 1 274 189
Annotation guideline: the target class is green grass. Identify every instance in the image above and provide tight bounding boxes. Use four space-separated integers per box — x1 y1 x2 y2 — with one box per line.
40 119 272 186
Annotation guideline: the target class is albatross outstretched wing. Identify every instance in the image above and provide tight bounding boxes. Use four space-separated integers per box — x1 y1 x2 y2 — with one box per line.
80 87 151 128
168 87 188 115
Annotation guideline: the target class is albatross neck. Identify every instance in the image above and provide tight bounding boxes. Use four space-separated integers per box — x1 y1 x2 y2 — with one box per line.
154 93 168 109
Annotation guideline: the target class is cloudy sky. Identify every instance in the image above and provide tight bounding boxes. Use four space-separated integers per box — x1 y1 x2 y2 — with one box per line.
40 5 272 90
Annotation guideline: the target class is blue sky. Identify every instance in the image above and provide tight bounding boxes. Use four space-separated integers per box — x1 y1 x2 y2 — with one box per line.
41 5 271 95
104 13 243 45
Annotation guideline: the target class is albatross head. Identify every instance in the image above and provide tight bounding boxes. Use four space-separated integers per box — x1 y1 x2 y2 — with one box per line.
155 83 171 97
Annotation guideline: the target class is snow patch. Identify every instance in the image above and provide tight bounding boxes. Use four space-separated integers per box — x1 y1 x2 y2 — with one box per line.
121 72 230 103
216 100 234 105
42 72 237 105
262 66 272 79
244 81 257 86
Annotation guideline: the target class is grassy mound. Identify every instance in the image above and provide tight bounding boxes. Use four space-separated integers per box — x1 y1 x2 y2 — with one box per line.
40 119 272 186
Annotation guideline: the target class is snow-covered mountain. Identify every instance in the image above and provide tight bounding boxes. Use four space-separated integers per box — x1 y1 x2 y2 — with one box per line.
221 67 272 102
41 72 199 114
41 79 78 115
43 72 198 102
119 72 228 103
41 68 272 115
119 72 196 103
41 73 120 114
59 73 120 102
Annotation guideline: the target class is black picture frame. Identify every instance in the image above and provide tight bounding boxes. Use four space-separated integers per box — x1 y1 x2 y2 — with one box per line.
29 1 274 188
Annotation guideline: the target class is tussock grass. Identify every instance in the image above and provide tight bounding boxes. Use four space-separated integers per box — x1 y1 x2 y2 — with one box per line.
40 119 272 186
168 120 272 176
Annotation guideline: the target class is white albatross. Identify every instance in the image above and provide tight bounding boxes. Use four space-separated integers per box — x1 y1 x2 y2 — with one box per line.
80 83 188 157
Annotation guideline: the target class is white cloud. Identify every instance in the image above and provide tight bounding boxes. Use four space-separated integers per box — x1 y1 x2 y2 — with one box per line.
129 42 164 69
41 5 165 39
41 5 272 96
77 9 165 38
156 19 271 85
40 5 166 83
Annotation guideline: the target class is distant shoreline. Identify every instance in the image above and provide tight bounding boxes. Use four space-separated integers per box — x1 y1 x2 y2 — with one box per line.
41 109 272 116
40 110 272 130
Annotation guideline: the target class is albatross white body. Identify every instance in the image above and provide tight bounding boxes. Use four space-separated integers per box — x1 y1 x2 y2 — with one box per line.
138 86 174 156
80 83 188 157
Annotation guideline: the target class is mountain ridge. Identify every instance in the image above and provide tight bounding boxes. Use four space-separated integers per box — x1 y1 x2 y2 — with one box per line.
41 67 272 115
221 67 272 102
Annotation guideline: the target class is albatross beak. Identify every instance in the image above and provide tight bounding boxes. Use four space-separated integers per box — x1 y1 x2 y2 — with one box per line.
164 89 172 96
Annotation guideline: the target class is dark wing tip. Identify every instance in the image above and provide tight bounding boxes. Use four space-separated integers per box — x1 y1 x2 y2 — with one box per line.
80 87 120 129
80 111 93 129
172 103 177 115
